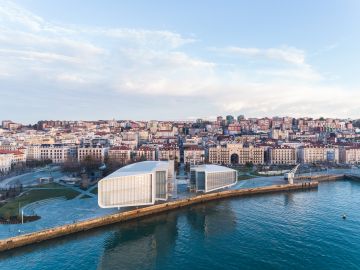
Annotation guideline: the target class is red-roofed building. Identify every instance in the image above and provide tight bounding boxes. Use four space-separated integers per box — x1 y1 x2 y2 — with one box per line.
158 145 180 161
184 146 205 165
135 146 156 161
0 150 26 164
0 153 12 173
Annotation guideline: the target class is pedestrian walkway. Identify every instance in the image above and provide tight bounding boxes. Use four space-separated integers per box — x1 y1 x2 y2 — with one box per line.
56 182 97 199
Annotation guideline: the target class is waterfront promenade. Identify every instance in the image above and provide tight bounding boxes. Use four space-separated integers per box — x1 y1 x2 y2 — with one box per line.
0 182 318 252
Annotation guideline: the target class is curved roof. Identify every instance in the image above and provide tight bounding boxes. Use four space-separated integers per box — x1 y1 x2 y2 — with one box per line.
191 164 236 173
102 161 170 179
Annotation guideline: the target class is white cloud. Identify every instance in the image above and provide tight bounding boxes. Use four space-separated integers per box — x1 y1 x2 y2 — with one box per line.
212 46 306 66
0 0 358 120
86 28 196 48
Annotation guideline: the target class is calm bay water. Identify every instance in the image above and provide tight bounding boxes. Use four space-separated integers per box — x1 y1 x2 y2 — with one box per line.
1 180 360 270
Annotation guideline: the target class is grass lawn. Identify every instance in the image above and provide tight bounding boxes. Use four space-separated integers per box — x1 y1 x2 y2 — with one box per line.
79 194 92 199
236 167 253 173
90 187 98 195
252 172 284 177
0 183 80 218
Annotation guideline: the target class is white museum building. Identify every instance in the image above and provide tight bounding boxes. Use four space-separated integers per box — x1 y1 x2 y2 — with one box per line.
98 160 175 208
190 164 237 193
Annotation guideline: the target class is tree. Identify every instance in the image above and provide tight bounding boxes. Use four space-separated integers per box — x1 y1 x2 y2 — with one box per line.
61 157 81 173
245 162 254 168
2 211 11 221
81 155 102 172
103 157 124 176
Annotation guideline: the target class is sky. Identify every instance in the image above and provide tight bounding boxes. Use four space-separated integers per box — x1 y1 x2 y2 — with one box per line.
0 0 360 123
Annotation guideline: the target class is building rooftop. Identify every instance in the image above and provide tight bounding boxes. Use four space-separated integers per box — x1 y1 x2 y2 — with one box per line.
102 161 170 179
191 164 235 173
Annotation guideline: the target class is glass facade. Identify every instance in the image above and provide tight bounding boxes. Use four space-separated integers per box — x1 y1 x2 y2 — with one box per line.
206 171 237 192
98 174 153 208
196 172 206 191
98 161 175 208
155 170 167 200
190 170 196 189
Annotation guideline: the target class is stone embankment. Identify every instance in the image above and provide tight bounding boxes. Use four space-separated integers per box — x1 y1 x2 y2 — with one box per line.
295 174 344 182
344 174 360 181
0 182 318 252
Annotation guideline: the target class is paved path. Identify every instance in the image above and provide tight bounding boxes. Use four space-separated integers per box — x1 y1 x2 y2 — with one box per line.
56 182 97 199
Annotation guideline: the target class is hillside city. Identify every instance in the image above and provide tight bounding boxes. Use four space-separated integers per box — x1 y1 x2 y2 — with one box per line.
1 115 360 241
1 116 360 179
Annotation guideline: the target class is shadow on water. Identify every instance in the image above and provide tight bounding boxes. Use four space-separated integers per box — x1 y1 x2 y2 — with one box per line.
97 201 239 269
186 200 237 236
98 212 180 270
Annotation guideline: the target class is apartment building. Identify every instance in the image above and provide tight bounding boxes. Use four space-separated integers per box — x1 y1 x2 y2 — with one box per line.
298 145 339 163
184 146 205 165
108 146 131 165
40 144 70 163
208 145 231 164
158 145 180 161
339 147 360 164
26 145 41 160
0 150 25 172
0 153 13 173
135 145 156 161
209 143 264 165
269 145 296 165
78 146 108 163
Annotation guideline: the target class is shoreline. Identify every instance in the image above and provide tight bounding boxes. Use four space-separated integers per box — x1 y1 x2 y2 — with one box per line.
0 172 358 253
0 181 318 252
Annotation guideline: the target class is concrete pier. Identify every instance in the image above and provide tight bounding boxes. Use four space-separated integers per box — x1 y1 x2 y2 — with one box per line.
295 174 344 182
0 182 318 252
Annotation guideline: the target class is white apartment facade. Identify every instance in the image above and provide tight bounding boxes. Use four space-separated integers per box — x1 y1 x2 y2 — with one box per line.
40 144 71 163
0 154 12 173
26 145 41 161
339 147 360 164
269 146 297 165
298 145 339 163
184 146 205 165
78 146 109 163
209 143 264 165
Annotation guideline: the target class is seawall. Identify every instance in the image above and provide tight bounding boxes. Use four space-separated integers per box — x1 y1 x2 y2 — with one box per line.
344 174 360 181
0 182 318 252
295 174 344 182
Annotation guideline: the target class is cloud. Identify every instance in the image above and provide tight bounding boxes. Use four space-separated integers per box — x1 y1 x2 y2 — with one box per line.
86 28 196 48
214 82 359 118
211 46 306 66
0 0 358 121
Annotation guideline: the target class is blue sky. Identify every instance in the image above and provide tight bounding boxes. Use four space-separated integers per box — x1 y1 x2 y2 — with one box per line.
1 0 360 123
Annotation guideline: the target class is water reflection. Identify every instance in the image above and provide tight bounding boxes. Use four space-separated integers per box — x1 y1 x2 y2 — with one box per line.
284 193 295 206
186 201 237 237
98 213 178 270
98 201 237 269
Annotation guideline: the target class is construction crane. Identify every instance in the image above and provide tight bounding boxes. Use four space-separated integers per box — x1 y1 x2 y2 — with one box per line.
284 164 300 184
